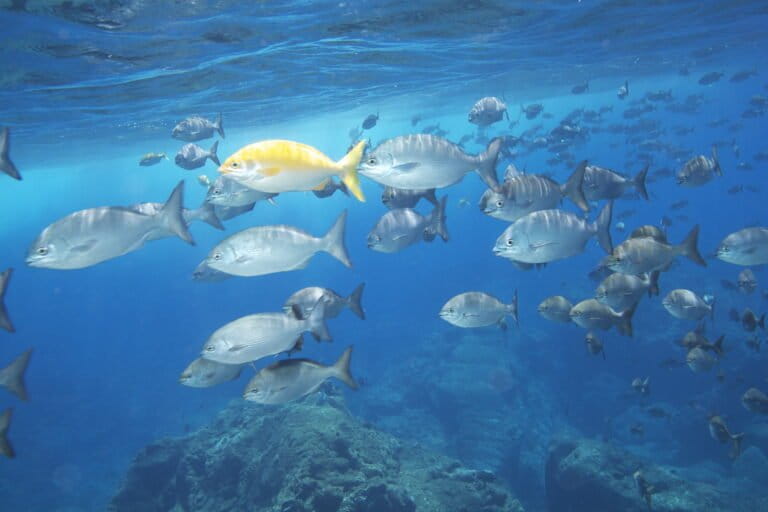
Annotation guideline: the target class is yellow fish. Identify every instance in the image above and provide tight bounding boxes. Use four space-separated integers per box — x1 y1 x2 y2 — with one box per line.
218 140 366 202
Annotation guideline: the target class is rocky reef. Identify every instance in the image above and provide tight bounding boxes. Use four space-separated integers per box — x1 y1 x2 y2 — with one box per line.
109 394 524 512
546 437 768 512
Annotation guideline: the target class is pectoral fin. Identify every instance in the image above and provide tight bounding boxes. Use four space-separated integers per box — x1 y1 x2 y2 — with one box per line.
71 240 98 253
393 162 420 172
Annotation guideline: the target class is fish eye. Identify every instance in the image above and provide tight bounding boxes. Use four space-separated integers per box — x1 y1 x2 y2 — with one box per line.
204 345 215 352
230 161 239 169
506 239 513 246
496 200 503 208
213 252 222 261
212 188 221 195
36 247 48 256
367 157 377 166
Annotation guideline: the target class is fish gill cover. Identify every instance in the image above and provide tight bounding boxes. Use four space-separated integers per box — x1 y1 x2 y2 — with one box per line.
1 1 768 511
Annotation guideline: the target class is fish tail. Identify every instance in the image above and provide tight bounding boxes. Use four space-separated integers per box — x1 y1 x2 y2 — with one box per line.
160 181 195 245
215 113 225 138
196 201 225 230
731 433 744 459
507 289 519 327
476 138 502 190
331 346 359 390
647 271 661 297
0 268 15 333
625 80 629 94
0 127 21 180
712 145 722 176
619 301 637 337
594 200 613 254
321 210 352 268
306 300 332 342
0 409 14 459
346 283 366 320
428 196 449 242
713 335 725 357
425 188 438 206
337 140 367 202
562 160 590 212
0 349 32 401
680 225 706 266
760 314 766 330
208 140 220 166
634 164 649 200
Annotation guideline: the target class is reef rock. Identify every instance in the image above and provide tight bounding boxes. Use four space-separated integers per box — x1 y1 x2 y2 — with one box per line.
545 438 768 512
110 397 524 512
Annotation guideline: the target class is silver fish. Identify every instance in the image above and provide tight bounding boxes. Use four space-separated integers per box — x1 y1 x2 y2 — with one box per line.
0 349 31 401
0 269 14 333
630 225 667 243
204 210 351 277
677 146 721 186
493 202 612 264
128 200 224 238
172 113 224 142
138 152 167 167
686 347 716 372
0 408 14 458
716 227 768 266
595 273 658 312
201 303 330 365
606 225 705 274
191 261 232 283
283 283 365 321
708 415 743 459
585 332 605 358
381 186 438 209
631 377 650 395
175 141 220 170
205 175 277 207
537 295 573 323
741 388 768 414
359 134 501 190
367 197 448 253
0 127 21 180
26 181 194 270
569 299 636 336
243 346 357 404
468 96 508 126
617 80 629 99
583 164 648 201
737 268 757 294
439 290 518 329
662 289 713 321
179 358 242 388
479 161 589 222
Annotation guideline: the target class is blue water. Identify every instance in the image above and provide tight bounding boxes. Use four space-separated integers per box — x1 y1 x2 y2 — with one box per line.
1 1 768 510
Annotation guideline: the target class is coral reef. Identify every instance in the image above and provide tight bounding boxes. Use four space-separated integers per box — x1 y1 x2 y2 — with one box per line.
109 395 524 512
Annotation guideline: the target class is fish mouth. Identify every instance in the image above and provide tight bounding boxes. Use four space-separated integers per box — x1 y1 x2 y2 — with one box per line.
492 246 505 256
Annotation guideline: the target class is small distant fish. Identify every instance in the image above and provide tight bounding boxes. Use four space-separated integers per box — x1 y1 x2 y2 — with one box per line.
677 146 721 186
0 349 31 401
197 175 211 187
632 377 650 395
139 152 168 167
179 358 242 388
686 347 716 372
570 299 635 336
746 336 762 353
367 197 448 253
348 126 362 142
585 332 605 359
583 164 649 201
175 141 220 170
678 328 724 356
0 409 14 458
457 198 470 208
362 112 379 130
312 179 349 199
741 308 765 332
716 227 768 265
0 127 21 180
737 268 757 294
617 80 629 100
243 346 357 404
537 296 573 323
633 470 655 510
606 225 705 274
468 96 509 126
730 70 756 83
669 200 688 210
410 115 422 126
172 113 224 142
0 269 14 333
439 290 518 330
741 388 768 414
381 186 438 209
630 423 645 437
708 415 743 459
616 221 625 232
521 103 544 120
284 284 365 321
645 90 673 102
662 289 713 321
698 72 724 85
571 81 589 94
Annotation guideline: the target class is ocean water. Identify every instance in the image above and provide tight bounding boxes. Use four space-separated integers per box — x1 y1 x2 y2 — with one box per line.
1 1 768 511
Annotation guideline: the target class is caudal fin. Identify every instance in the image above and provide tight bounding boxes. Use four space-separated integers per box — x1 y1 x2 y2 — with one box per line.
306 300 331 342
712 145 722 176
647 271 661 296
0 269 14 333
337 140 366 202
594 201 613 254
160 181 195 245
346 283 366 320
508 289 519 327
208 140 220 166
321 210 352 268
0 408 14 459
476 138 502 190
195 201 225 230
634 164 649 200
215 113 225 138
562 160 590 212
618 302 637 337
0 349 32 401
0 128 21 180
713 335 725 357
427 196 449 242
679 225 706 266
331 346 358 390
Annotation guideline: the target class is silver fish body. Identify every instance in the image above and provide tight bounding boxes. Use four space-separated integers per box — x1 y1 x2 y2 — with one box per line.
175 141 220 170
139 153 167 166
662 289 713 321
716 227 768 266
737 268 757 294
205 175 277 207
537 295 573 323
179 358 242 388
583 164 648 201
677 146 721 186
607 225 704 274
283 283 365 320
687 347 715 372
439 291 518 329
468 96 508 126
569 298 635 336
367 197 448 253
595 273 657 311
172 114 224 142
381 186 437 209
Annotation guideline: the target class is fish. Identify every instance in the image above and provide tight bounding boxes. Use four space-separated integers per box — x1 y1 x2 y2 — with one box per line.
204 210 351 277
716 227 768 265
175 141 220 170
479 161 589 222
128 200 224 235
633 470 655 510
686 347 716 372
439 290 518 329
205 175 277 207
537 296 573 323
362 112 379 130
0 127 21 180
359 134 501 191
698 72 724 85
218 139 366 202
381 186 438 209
632 377 650 395
367 197 448 253
0 269 14 333
741 388 768 414
585 332 605 359
616 221 625 232
708 415 743 459
312 179 349 199
139 152 168 166
571 81 589 94
172 113 224 142
201 303 330 365
583 164 649 201
617 80 629 100
679 328 724 356
0 409 14 458
283 283 365 321
191 261 232 283
493 202 613 264
569 299 635 336
630 225 667 243
662 289 714 321
213 203 256 222
669 200 688 211
595 272 659 312
521 103 544 120
243 346 358 404
26 181 194 270
0 349 31 401
606 225 705 274
629 423 645 437
197 175 211 187
676 146 721 186
468 96 508 126
741 308 765 332
730 70 756 82
179 358 242 388
410 115 422 126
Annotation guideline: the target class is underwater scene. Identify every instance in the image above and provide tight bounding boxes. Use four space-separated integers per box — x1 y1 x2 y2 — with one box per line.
1 1 768 511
